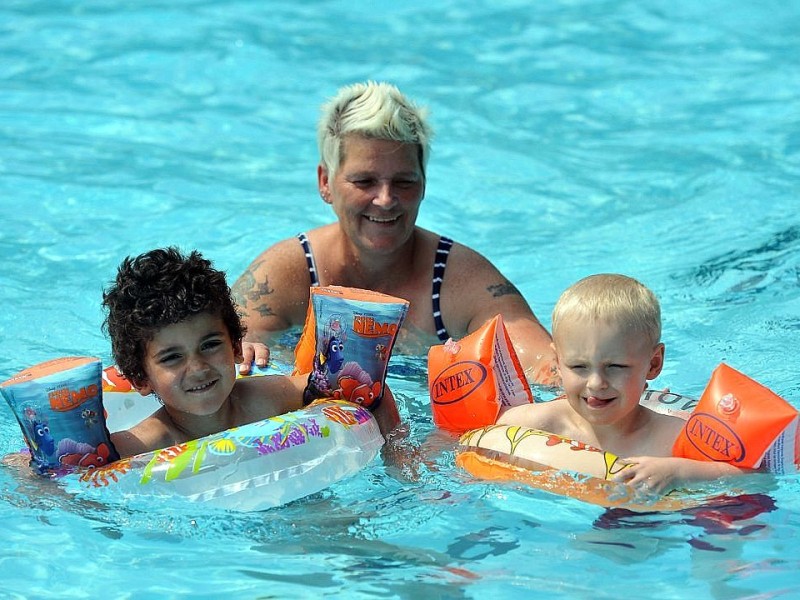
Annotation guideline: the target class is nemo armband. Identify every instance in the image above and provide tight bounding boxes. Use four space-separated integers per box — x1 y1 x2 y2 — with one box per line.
1 357 119 475
294 286 408 411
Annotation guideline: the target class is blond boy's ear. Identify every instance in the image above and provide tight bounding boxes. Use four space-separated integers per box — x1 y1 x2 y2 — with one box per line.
647 343 666 380
550 341 562 372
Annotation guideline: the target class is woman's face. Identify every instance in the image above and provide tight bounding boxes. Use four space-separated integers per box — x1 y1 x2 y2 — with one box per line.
319 135 425 255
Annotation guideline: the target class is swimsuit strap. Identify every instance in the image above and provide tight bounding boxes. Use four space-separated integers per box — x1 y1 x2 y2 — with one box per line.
432 236 454 341
298 232 452 340
296 232 320 287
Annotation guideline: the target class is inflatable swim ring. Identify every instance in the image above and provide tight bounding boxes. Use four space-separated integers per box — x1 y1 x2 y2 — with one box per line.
458 369 798 510
78 402 382 511
455 390 705 511
62 366 384 511
456 422 690 511
3 360 384 512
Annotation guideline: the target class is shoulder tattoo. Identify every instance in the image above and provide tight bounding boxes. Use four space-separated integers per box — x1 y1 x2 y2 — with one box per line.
487 279 522 298
232 262 276 318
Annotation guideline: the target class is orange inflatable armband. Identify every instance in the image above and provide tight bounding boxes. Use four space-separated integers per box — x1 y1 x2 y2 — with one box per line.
673 363 799 472
293 286 408 410
428 315 533 433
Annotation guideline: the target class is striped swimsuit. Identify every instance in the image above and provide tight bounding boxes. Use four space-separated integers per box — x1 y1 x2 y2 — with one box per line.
297 233 454 341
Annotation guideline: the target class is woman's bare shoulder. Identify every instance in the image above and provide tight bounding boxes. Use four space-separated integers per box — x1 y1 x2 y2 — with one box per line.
241 235 308 275
233 234 318 330
442 235 498 270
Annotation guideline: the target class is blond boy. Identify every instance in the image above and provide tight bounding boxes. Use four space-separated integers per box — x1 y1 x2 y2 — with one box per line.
499 274 742 494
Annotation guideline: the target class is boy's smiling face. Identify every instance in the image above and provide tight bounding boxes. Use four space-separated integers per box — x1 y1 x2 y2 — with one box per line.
553 316 664 428
136 312 242 417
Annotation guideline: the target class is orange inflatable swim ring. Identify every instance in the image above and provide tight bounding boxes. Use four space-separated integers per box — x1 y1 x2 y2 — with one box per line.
456 424 690 511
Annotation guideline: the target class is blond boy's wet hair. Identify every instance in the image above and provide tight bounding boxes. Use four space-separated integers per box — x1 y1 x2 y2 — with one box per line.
552 274 662 347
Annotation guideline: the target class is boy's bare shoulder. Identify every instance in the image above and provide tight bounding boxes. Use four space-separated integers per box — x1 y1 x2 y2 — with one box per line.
637 408 687 455
497 398 565 429
653 409 687 438
234 374 306 421
110 410 174 459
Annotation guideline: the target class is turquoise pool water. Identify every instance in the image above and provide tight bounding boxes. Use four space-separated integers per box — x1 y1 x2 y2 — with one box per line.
2 1 799 597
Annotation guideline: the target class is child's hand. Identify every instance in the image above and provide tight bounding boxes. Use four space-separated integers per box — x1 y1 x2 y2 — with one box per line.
612 456 684 496
238 341 270 375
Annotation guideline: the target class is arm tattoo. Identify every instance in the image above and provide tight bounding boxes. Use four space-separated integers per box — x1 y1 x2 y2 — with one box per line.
487 280 522 298
253 303 276 318
232 262 275 318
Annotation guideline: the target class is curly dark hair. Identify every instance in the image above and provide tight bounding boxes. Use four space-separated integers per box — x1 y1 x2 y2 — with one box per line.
102 247 245 385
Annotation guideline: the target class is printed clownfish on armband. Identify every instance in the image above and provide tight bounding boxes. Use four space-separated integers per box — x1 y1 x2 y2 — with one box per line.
333 362 382 409
59 441 114 469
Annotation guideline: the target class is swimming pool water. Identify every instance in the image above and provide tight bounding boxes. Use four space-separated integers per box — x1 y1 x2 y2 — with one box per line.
1 1 799 598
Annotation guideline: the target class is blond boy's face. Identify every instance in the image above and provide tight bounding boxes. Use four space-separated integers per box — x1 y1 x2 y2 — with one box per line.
135 312 241 417
553 317 664 428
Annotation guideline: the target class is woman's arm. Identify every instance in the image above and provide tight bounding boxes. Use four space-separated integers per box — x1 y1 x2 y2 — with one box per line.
233 238 315 372
441 244 557 384
373 385 401 437
232 238 310 342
